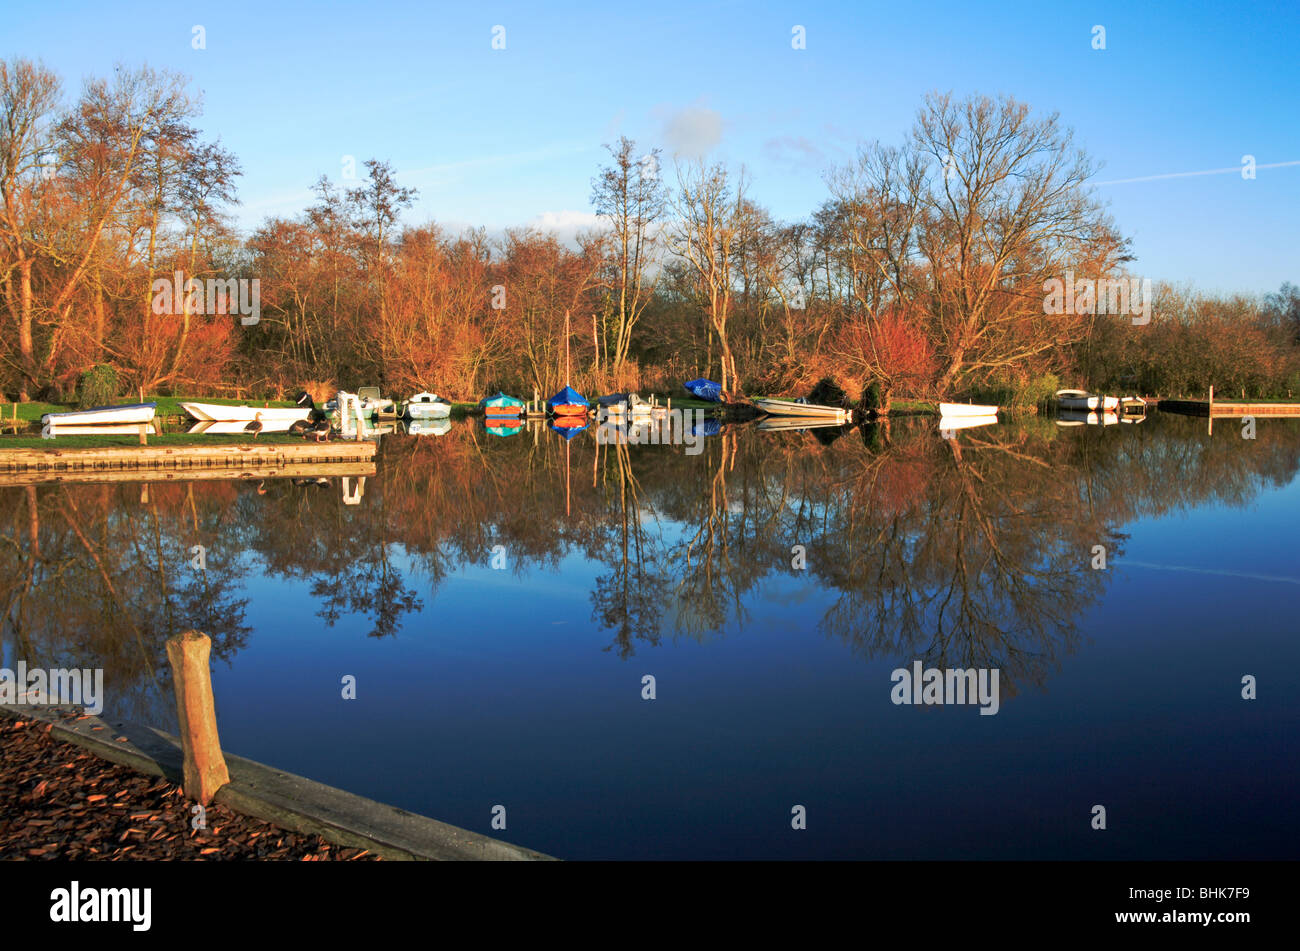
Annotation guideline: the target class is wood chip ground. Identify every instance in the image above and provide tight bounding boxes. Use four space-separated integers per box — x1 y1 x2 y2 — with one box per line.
0 717 379 860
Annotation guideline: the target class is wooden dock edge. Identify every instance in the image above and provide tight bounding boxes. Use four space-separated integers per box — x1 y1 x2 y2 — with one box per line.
0 440 378 474
1157 399 1300 418
0 702 555 862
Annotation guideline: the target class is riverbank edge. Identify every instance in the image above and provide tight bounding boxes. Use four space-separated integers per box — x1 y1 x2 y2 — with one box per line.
0 703 555 861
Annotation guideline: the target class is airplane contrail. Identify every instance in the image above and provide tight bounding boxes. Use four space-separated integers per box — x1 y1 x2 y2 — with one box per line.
1094 160 1300 186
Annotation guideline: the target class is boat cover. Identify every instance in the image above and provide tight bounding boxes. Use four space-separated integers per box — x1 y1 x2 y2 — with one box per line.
547 385 589 409
683 378 723 402
480 391 525 408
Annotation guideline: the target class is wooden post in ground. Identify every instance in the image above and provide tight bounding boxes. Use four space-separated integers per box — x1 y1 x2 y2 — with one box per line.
138 422 148 445
165 630 230 805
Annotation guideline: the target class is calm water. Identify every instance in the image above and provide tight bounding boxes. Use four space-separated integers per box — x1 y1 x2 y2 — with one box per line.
3 413 1297 859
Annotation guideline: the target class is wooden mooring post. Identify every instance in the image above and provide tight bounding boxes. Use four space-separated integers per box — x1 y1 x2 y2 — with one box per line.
165 630 230 805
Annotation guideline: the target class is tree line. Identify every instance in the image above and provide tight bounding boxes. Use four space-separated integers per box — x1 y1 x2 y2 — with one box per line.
3 57 1298 409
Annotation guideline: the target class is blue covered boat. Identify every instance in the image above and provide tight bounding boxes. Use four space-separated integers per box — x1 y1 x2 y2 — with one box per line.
683 378 723 403
481 391 525 420
547 385 589 416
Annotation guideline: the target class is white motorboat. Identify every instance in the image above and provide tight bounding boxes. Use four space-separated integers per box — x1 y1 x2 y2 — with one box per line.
405 391 451 419
627 394 656 418
1055 389 1119 412
42 402 156 427
753 397 852 422
938 402 999 418
358 386 397 417
181 401 310 423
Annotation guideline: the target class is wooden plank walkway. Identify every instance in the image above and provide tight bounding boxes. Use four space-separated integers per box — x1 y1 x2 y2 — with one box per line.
0 441 377 484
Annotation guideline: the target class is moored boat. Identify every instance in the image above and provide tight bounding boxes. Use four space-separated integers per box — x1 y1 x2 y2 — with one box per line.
358 386 397 418
181 401 309 423
1118 396 1147 418
683 378 723 403
938 402 999 418
596 394 628 418
405 391 451 419
752 397 851 422
43 402 157 427
480 391 525 418
548 385 590 418
627 393 655 418
1056 389 1119 412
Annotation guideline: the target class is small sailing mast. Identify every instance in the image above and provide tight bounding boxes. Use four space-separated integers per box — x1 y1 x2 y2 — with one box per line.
564 308 571 389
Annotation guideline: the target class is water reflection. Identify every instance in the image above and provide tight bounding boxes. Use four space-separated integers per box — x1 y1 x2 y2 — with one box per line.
2 414 1298 727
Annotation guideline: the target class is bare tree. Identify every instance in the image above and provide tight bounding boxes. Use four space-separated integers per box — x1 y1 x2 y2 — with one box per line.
909 92 1124 393
591 136 665 380
669 159 749 396
0 58 62 399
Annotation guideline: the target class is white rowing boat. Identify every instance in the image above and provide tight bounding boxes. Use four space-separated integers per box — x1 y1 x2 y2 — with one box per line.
42 402 156 426
405 392 451 419
1056 389 1119 412
753 397 852 422
181 401 310 423
938 402 999 418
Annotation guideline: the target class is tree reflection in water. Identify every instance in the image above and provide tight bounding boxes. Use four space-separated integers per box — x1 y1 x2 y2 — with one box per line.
2 414 1297 721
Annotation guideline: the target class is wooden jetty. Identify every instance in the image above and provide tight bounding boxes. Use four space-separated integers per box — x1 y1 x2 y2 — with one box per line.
0 441 377 487
1157 399 1300 418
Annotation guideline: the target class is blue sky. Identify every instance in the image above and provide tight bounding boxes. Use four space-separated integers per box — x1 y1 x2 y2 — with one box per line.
6 0 1298 292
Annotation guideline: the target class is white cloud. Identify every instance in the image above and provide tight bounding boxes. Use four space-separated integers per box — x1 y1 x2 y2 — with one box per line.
659 102 725 158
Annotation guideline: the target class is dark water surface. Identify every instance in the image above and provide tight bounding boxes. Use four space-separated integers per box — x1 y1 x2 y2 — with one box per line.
3 413 1297 859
